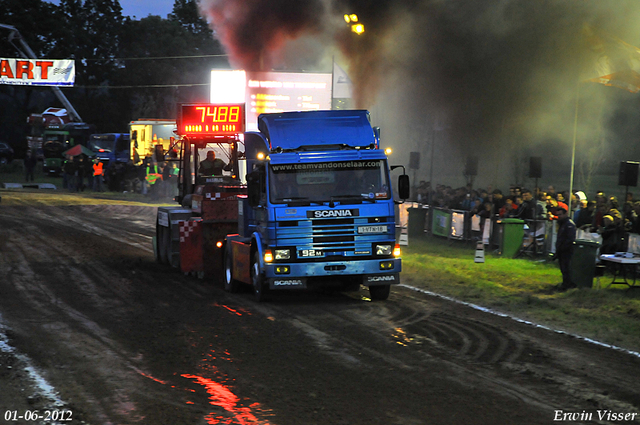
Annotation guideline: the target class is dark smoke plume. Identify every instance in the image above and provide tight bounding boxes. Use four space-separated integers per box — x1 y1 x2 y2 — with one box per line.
199 0 325 71
200 0 640 187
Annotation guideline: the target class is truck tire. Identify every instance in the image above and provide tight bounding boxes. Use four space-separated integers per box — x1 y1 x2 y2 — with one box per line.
223 245 240 293
369 284 390 301
251 251 267 302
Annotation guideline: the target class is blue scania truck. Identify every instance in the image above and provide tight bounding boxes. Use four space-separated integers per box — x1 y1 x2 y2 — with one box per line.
223 110 410 301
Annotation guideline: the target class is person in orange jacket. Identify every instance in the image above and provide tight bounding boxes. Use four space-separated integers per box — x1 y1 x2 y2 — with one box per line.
92 159 104 192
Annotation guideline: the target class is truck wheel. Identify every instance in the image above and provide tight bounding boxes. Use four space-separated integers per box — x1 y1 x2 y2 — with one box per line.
369 285 391 301
223 246 240 293
251 252 267 302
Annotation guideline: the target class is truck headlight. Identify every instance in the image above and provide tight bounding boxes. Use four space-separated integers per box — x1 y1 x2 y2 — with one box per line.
375 244 392 256
275 249 290 260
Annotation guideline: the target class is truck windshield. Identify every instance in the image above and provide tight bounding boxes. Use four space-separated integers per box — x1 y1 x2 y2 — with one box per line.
43 134 67 158
88 136 115 152
268 159 390 204
196 142 236 177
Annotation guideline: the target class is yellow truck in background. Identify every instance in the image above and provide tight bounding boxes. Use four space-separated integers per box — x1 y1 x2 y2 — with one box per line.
129 119 177 165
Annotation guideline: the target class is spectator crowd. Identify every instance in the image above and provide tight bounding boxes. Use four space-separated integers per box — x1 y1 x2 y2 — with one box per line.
413 181 640 254
58 154 178 199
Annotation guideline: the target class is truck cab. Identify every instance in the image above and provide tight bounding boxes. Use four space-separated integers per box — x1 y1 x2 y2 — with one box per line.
224 110 409 301
88 133 130 165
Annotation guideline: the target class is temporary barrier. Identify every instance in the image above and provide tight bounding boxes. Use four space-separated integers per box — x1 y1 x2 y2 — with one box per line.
482 218 492 245
520 219 546 255
431 208 451 238
450 210 467 240
423 208 575 259
426 208 470 241
545 220 558 254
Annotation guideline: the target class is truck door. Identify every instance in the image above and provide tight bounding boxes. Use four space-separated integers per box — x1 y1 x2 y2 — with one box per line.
247 165 267 233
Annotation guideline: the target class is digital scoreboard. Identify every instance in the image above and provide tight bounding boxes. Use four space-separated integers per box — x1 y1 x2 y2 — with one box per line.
178 103 245 136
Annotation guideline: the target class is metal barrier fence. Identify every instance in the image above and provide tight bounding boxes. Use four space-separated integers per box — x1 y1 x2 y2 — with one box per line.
402 205 564 256
401 204 640 260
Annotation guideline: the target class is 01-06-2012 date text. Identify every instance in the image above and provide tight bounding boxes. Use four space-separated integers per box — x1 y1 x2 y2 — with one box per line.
4 410 73 422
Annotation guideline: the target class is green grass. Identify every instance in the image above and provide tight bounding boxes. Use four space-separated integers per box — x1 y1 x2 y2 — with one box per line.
0 161 171 205
402 236 640 352
0 161 61 186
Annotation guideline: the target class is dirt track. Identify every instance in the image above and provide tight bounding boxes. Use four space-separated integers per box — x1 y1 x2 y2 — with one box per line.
0 200 639 424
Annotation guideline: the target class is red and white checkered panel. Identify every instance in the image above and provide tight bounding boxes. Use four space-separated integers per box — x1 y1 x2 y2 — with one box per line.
179 218 202 243
179 218 204 274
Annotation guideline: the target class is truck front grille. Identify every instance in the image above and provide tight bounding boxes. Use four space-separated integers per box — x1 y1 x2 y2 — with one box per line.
274 216 392 256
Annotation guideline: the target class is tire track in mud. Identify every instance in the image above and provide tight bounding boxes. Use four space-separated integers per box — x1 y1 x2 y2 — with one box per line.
251 287 640 423
248 291 563 423
342 293 526 365
369 288 640 419
0 205 210 424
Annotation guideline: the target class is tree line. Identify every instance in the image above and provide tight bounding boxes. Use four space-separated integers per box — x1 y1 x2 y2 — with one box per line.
0 0 229 156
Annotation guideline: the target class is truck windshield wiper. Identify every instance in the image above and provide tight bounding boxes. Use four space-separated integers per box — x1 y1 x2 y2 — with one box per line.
330 195 375 204
275 196 308 201
276 197 324 206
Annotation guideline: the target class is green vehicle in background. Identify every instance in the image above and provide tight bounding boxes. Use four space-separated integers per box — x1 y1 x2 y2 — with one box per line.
43 122 96 175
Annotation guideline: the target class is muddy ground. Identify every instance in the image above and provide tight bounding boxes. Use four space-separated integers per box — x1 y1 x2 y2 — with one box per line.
0 200 639 424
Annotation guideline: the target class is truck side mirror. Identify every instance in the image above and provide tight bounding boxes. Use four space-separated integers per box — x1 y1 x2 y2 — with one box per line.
132 130 138 149
398 174 410 200
373 127 381 148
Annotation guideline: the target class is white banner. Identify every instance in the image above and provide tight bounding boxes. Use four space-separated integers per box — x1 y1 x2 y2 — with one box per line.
0 58 75 86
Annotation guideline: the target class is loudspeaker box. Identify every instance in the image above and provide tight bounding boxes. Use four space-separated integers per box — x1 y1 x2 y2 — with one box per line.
465 156 478 176
529 157 542 179
619 161 639 187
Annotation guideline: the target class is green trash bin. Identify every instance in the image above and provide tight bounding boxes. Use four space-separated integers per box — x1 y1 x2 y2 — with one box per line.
498 218 525 258
571 240 601 289
408 207 428 238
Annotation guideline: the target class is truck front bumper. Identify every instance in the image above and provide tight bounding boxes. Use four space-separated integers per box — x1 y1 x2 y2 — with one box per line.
264 258 401 290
